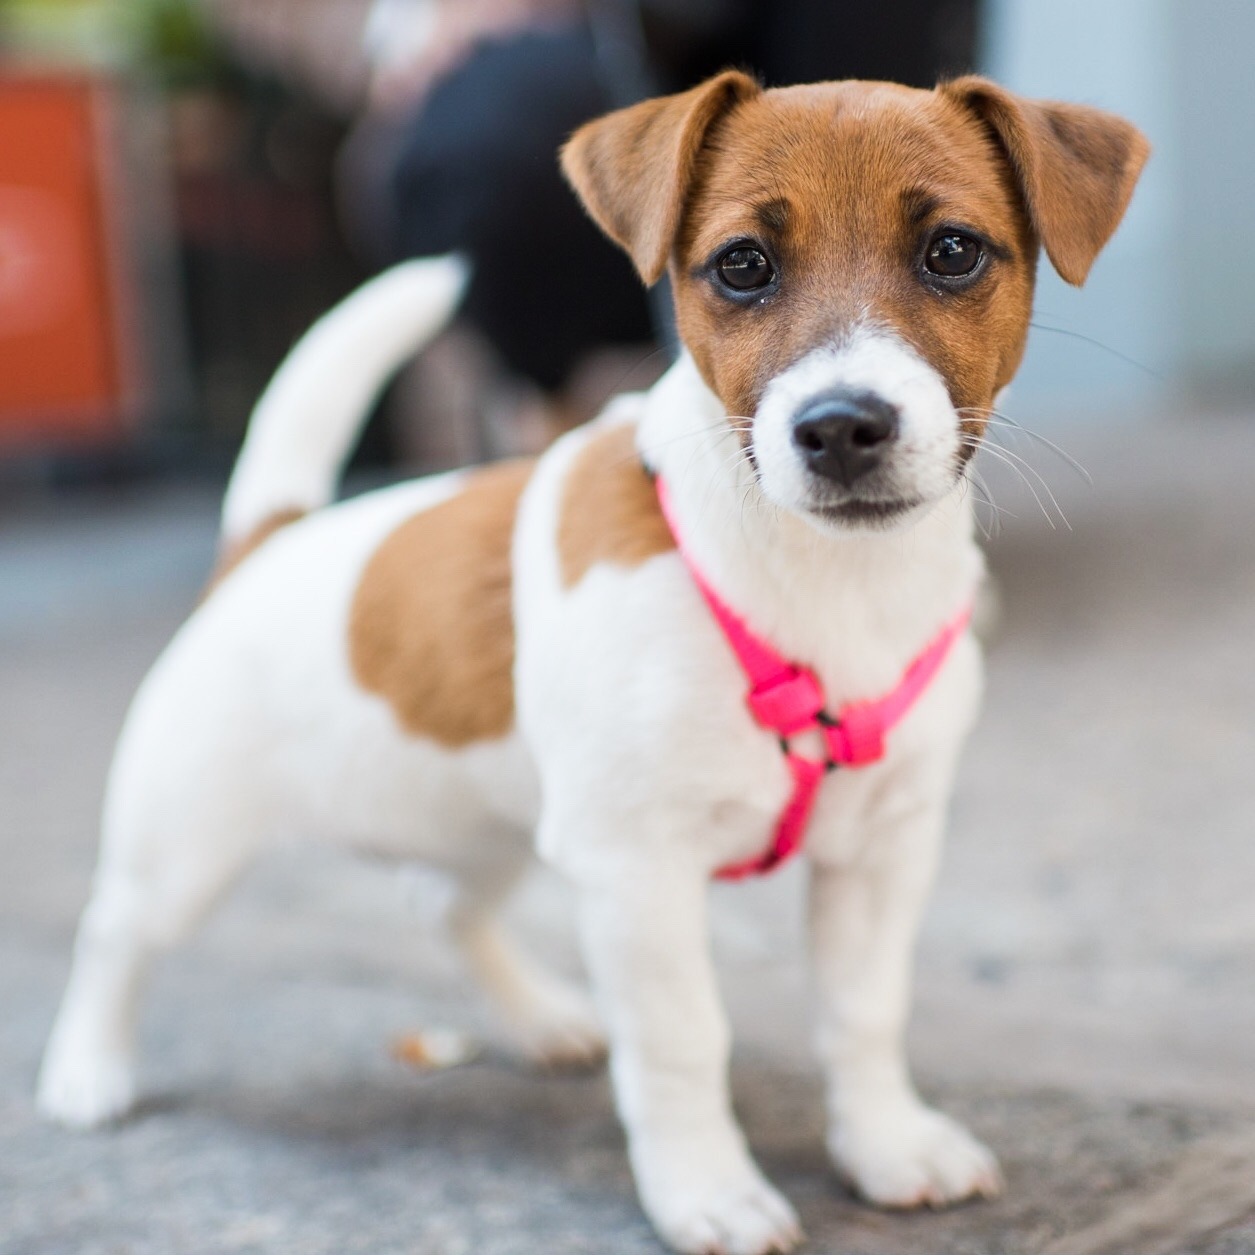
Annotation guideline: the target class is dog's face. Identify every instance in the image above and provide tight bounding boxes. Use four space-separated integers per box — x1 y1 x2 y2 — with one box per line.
563 75 1148 530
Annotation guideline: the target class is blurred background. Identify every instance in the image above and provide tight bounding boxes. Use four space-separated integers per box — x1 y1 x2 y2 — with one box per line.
0 0 1251 474
2 3 1254 1253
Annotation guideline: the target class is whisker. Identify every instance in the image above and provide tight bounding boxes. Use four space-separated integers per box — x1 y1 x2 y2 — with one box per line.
643 418 740 455
982 422 1091 496
975 438 1071 529
967 463 1013 527
968 440 1062 530
958 407 1093 485
971 477 1015 522
1028 320 1165 381
959 476 995 542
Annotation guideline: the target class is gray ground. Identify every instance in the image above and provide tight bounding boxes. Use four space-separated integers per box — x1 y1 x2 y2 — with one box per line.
2 410 1254 1254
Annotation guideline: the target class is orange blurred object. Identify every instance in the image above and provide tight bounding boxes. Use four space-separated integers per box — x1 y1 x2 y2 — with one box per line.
0 74 138 450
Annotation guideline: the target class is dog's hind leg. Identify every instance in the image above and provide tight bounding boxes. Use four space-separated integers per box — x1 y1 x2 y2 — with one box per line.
37 800 259 1128
38 670 268 1128
447 846 606 1069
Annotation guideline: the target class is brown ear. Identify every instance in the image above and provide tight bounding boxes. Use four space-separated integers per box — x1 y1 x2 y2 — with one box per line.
942 76 1150 286
561 70 761 286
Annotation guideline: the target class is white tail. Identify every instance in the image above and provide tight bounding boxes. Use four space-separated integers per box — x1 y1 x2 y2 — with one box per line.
221 254 469 542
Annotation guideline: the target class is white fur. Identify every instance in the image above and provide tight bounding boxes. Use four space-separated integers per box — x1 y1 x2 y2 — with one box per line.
753 324 963 525
221 254 468 541
42 286 996 1253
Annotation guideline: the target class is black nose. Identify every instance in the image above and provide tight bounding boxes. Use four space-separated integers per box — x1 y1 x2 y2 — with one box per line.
791 391 900 486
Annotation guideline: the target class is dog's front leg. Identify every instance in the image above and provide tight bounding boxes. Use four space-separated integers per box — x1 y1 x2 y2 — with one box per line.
572 852 802 1254
808 798 1002 1210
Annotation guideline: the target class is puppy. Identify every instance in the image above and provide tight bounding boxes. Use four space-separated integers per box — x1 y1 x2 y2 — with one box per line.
39 73 1147 1255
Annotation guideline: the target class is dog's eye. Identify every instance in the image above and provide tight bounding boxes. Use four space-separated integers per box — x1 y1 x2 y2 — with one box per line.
716 246 774 291
925 233 983 278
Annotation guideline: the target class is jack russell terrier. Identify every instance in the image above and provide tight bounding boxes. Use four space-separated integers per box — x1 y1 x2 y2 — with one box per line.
39 73 1147 1255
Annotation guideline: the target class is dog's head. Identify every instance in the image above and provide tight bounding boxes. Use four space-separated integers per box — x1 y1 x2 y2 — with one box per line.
562 74 1148 530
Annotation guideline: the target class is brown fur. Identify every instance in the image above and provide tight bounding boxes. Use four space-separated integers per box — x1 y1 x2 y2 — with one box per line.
558 423 675 588
207 508 306 592
349 459 534 747
670 81 1040 428
942 77 1150 287
561 71 759 286
563 75 1148 445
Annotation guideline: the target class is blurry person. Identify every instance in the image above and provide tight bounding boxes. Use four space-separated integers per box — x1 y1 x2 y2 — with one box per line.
343 0 659 449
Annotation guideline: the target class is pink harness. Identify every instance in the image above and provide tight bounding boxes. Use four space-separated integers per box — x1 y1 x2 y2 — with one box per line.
654 476 972 881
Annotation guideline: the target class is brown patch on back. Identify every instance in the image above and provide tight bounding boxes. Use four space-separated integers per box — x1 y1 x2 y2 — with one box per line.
349 459 534 747
558 423 675 589
206 507 306 594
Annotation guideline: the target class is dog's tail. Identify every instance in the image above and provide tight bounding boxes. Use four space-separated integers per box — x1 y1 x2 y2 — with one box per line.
220 254 469 546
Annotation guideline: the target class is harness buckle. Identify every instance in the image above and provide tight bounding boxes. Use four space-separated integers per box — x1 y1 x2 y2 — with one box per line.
747 666 824 736
822 701 886 766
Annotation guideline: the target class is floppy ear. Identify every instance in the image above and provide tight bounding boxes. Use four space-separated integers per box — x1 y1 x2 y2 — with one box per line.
942 76 1150 286
561 70 761 286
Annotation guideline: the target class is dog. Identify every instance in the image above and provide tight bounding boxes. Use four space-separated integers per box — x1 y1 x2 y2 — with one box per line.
39 73 1147 1255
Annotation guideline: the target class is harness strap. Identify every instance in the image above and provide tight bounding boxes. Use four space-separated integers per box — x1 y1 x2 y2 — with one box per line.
654 474 972 880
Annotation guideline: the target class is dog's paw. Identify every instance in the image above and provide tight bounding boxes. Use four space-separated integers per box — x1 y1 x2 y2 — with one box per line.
37 1046 136 1129
639 1153 803 1254
830 1103 1002 1209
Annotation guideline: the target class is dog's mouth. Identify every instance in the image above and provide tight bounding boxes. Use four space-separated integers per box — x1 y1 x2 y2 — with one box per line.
807 495 925 526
